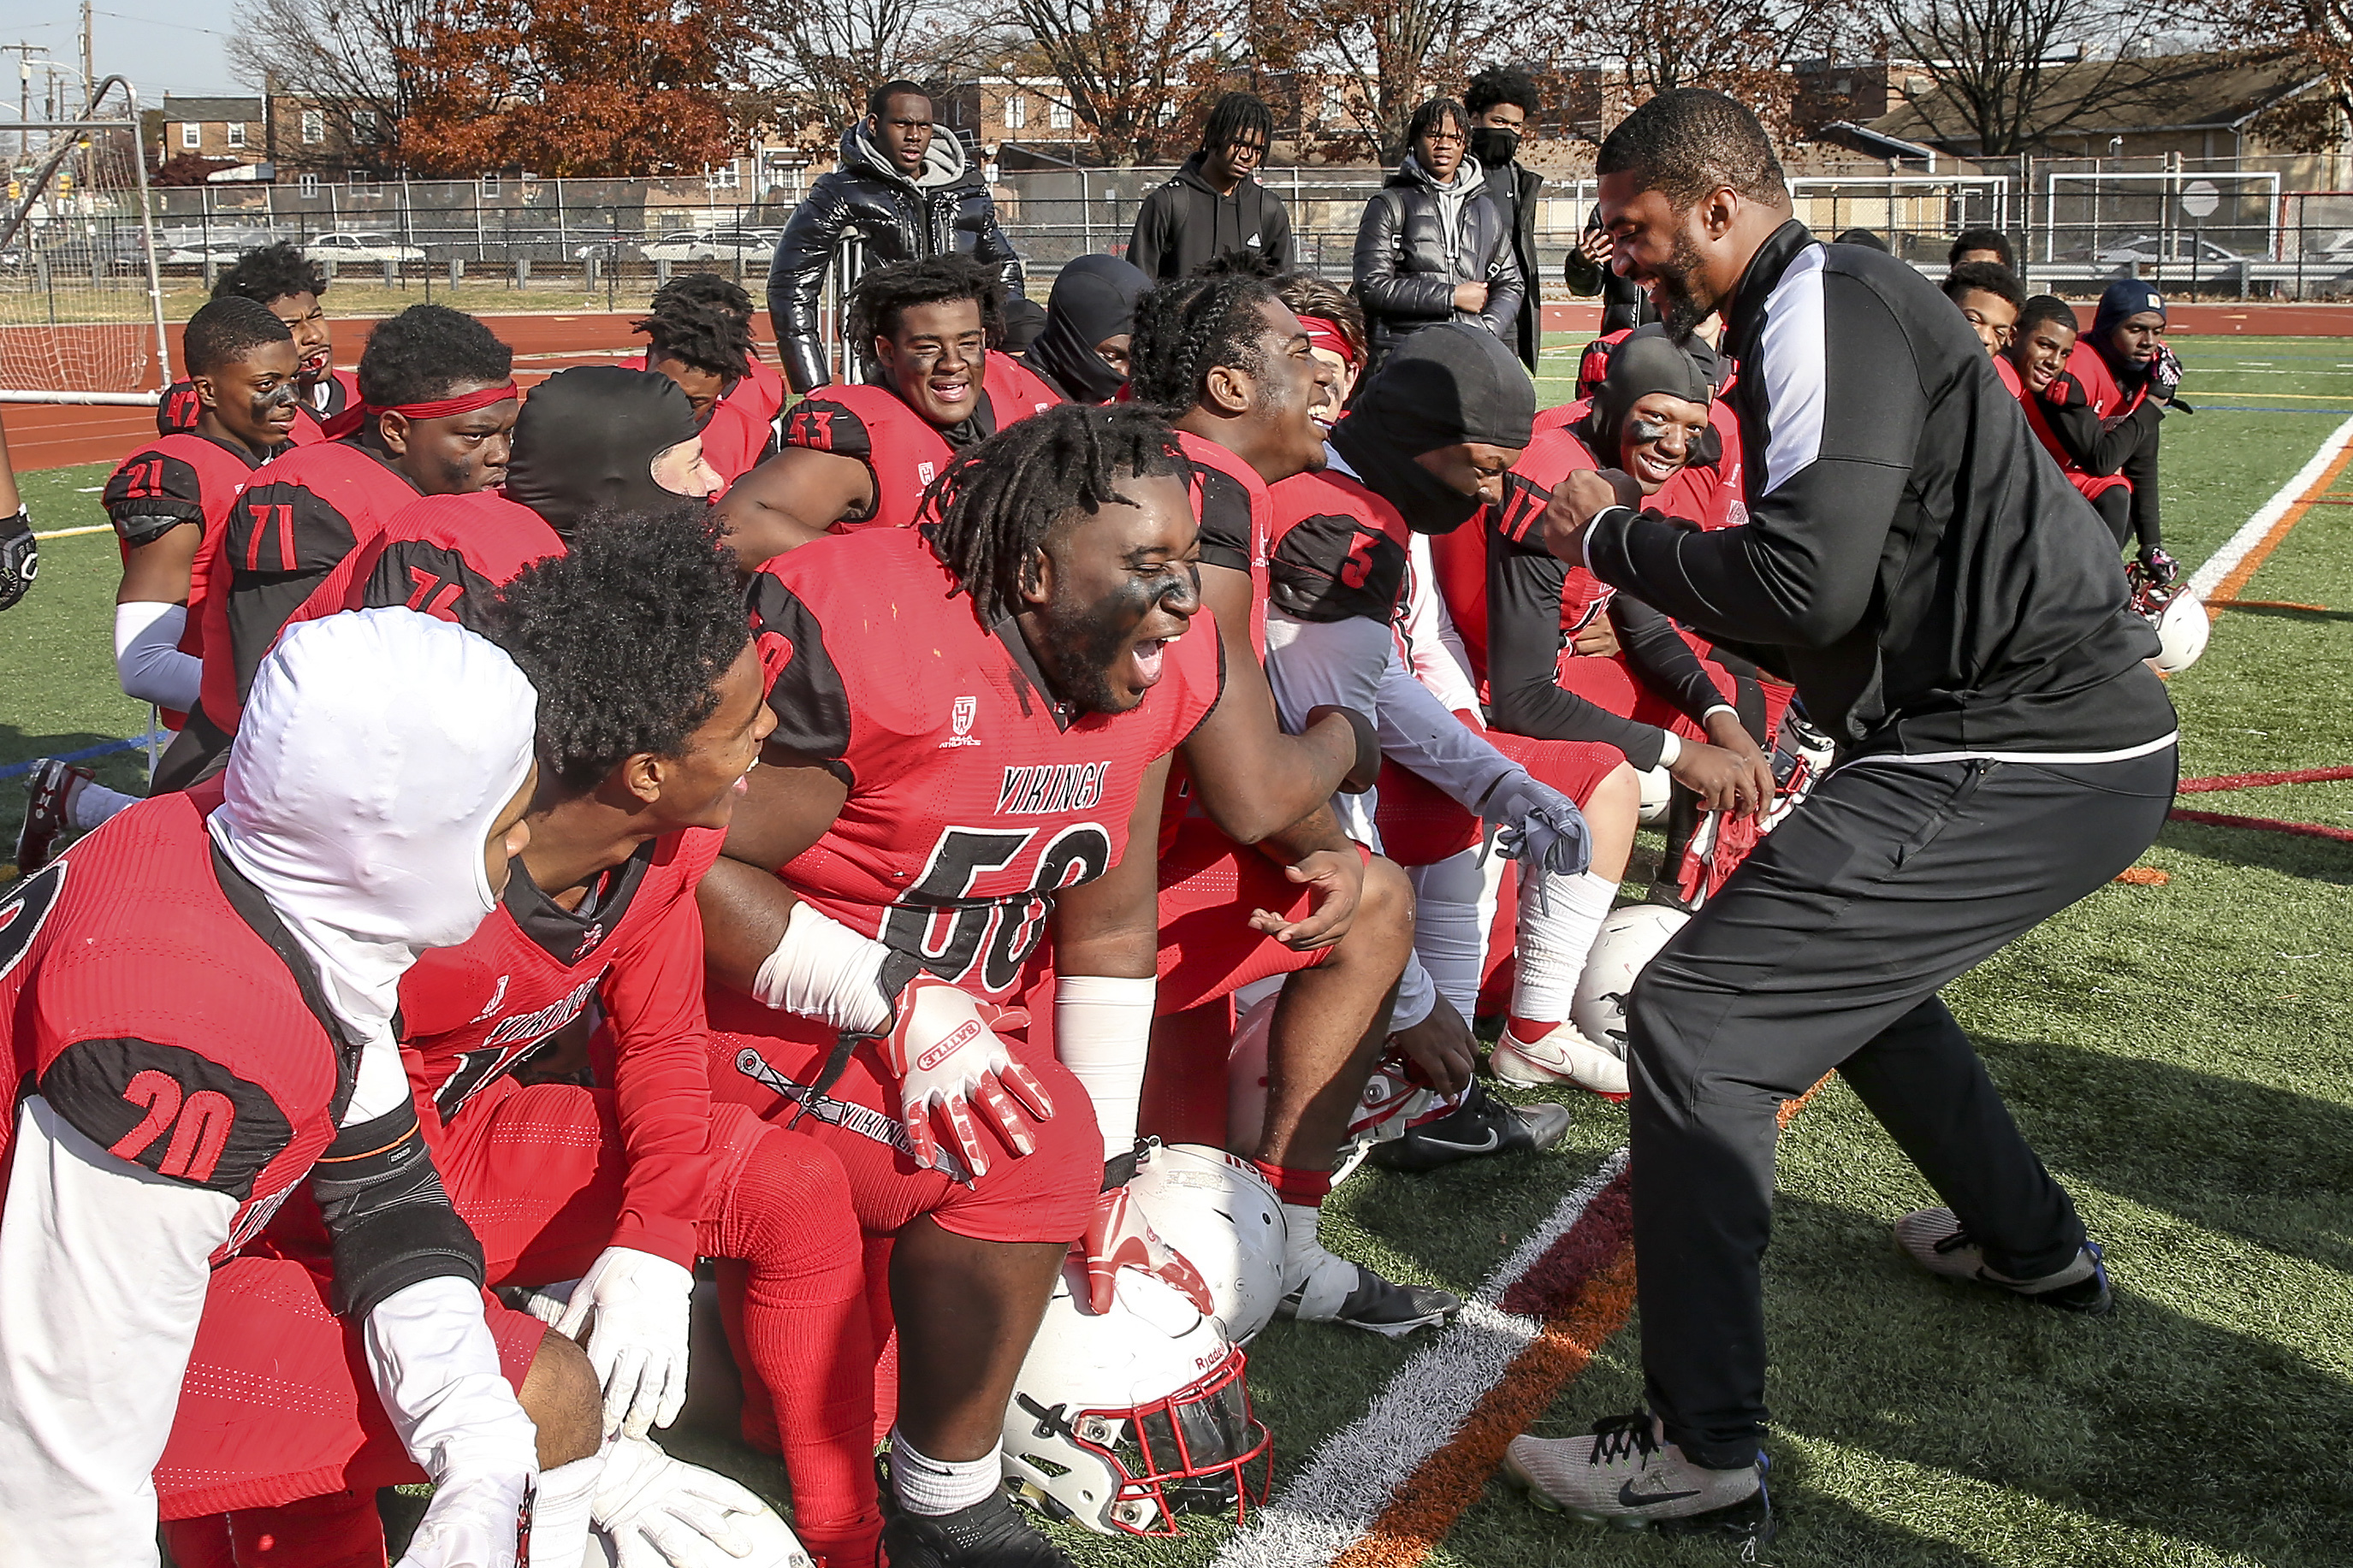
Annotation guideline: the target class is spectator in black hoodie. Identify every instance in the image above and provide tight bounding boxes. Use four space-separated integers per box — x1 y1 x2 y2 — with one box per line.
1126 93 1293 281
1467 65 1545 373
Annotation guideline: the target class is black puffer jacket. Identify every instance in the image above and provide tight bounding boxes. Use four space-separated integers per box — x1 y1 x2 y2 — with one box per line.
766 125 1024 393
1352 155 1524 363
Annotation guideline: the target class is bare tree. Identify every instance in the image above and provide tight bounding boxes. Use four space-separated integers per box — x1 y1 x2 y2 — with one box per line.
1543 0 1854 139
228 0 442 171
745 0 996 141
1002 0 1229 163
1264 0 1539 159
1873 0 2213 155
2189 0 2353 151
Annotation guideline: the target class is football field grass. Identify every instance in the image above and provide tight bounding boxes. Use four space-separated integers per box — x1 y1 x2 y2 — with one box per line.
6 337 2352 1567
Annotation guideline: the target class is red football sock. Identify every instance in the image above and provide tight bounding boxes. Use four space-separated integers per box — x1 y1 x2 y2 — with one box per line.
702 1131 879 1568
1249 1160 1334 1207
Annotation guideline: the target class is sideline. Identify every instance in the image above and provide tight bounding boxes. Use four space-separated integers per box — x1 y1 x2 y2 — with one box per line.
2189 412 2353 602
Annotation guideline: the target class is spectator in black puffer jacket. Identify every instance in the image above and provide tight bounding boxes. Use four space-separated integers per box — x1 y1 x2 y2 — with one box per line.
766 80 1024 393
1353 98 1525 370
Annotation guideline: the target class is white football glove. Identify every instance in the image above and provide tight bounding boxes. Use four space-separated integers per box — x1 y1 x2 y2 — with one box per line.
877 973 1052 1179
394 1471 534 1568
1483 772 1593 896
595 1435 813 1568
555 1247 696 1440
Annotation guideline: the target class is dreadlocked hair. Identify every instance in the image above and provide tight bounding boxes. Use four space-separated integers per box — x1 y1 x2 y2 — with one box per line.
1272 272 1366 363
1200 91 1272 153
213 240 328 307
846 255 1004 368
927 402 1187 626
1126 273 1280 411
490 498 750 794
649 270 756 325
634 287 756 381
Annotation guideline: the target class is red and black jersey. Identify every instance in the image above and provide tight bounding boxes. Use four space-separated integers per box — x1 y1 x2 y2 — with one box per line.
1434 425 1615 686
1265 464 1410 625
397 827 723 1268
103 434 275 727
697 396 774 493
196 441 425 738
158 368 362 447
779 353 1061 530
0 790 360 1262
635 348 787 432
744 526 1223 1005
1573 328 1633 402
282 491 564 638
1177 432 1272 660
2045 337 2143 425
2014 349 2131 503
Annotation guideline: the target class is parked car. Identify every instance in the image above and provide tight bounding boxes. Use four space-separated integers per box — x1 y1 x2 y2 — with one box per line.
160 228 276 267
2060 232 2259 269
627 228 779 263
303 231 426 265
37 230 150 274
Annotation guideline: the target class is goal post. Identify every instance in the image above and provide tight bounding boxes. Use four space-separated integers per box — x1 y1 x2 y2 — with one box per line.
0 75 170 405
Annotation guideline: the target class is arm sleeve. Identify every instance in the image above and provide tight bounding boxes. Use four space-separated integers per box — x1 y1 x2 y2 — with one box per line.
1396 537 1484 715
115 601 202 711
769 185 848 394
1610 595 1733 724
1584 269 1925 650
1353 193 1458 321
222 483 359 702
365 1275 538 1487
596 895 715 1269
2040 376 2161 476
0 1095 235 1565
1484 533 1668 770
1371 640 1519 814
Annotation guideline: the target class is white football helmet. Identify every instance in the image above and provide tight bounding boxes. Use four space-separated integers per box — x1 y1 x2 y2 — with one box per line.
2149 587 2209 674
1568 905 1690 1062
1125 1143 1286 1343
1001 1263 1271 1537
1226 991 1425 1175
1636 764 1673 825
1762 707 1835 834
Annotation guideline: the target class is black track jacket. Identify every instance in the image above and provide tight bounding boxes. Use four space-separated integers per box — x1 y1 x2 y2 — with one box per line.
1584 221 2173 760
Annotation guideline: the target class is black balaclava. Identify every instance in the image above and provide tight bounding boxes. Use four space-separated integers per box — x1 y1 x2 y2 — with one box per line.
504 366 700 537
1578 330 1715 466
1025 254 1151 405
2092 277 2166 384
1331 322 1534 534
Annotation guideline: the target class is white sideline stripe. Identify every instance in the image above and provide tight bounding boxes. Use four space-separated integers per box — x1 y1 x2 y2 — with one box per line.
1213 1148 1631 1568
2189 412 2353 599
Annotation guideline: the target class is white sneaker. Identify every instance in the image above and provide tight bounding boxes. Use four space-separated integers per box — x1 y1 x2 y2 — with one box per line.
1502 1414 1771 1539
1490 1020 1628 1099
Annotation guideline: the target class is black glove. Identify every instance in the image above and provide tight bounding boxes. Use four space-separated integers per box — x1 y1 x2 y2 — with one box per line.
2146 344 2184 403
0 507 34 611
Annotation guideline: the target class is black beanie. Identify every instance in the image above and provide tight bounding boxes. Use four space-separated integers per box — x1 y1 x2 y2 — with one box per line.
505 366 701 537
1347 322 1535 454
1586 331 1715 458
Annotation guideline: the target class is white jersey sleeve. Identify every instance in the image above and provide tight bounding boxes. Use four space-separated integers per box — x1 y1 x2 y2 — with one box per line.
0 1094 236 1566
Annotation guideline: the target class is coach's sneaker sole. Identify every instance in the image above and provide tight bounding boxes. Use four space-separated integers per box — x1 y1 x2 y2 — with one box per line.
1502 1415 1773 1541
1490 1021 1628 1100
1894 1207 2113 1314
1279 1247 1460 1337
13 757 90 875
1369 1080 1571 1173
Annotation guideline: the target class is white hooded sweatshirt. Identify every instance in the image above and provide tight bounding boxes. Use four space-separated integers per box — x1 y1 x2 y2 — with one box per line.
0 608 539 1565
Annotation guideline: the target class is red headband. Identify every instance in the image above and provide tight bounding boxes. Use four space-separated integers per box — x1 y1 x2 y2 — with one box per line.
364 382 520 421
1297 316 1360 369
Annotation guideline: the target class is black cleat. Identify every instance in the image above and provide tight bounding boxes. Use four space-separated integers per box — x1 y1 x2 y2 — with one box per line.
1370 1080 1571 1172
880 1484 1075 1568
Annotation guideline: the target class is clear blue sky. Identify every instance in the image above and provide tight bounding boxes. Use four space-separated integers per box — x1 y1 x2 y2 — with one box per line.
0 0 237 115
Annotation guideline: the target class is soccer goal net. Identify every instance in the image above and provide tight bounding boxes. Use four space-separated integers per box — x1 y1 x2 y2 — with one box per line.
0 77 169 403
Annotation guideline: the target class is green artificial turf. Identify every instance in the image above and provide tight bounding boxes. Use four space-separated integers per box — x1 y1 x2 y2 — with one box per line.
13 336 2353 1568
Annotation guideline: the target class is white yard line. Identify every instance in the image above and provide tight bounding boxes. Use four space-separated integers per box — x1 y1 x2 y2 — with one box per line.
1212 1149 1629 1568
2190 412 2353 600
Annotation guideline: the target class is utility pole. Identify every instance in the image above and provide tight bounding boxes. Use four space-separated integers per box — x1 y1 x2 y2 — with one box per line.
2 45 47 165
79 0 92 119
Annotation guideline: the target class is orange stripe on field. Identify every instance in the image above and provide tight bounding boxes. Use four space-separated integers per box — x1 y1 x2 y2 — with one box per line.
2209 440 2353 606
1328 1074 1834 1568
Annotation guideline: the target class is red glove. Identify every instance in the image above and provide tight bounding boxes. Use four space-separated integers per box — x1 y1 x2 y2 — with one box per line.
876 973 1052 1178
1074 1183 1212 1317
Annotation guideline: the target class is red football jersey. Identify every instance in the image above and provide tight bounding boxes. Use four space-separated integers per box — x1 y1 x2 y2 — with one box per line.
1265 464 1411 625
697 396 773 494
196 441 426 739
103 433 274 728
2017 349 2131 504
1176 432 1273 660
282 491 564 637
398 827 724 1267
779 353 1062 530
743 527 1222 1004
0 791 358 1262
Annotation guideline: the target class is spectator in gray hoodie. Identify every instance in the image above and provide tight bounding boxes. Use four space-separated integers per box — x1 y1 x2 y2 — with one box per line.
1353 98 1525 369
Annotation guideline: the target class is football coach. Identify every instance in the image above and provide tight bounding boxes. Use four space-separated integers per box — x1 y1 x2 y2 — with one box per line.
1503 89 2179 1539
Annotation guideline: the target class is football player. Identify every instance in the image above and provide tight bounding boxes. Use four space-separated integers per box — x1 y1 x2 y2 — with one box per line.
157 304 520 790
696 405 1240 1568
157 241 360 446
715 256 1061 563
2036 280 2178 576
15 299 301 875
1941 260 2024 358
635 276 778 489
0 608 578 1568
2005 295 2135 544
